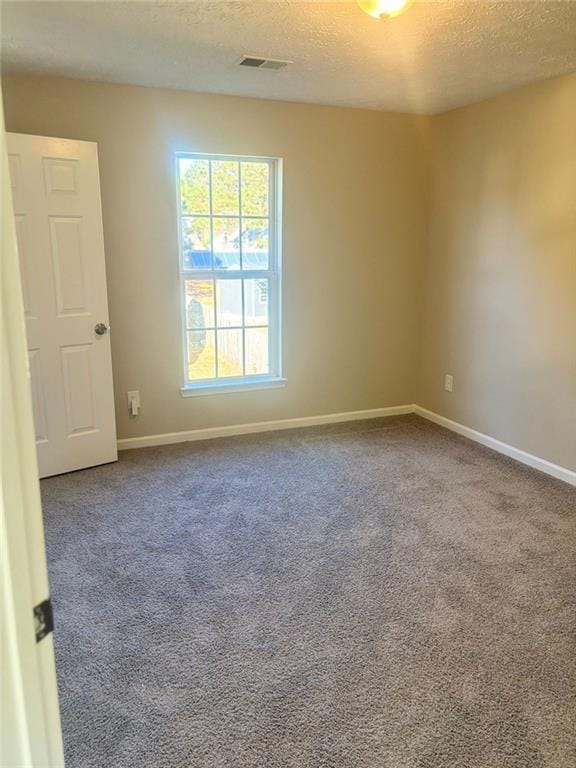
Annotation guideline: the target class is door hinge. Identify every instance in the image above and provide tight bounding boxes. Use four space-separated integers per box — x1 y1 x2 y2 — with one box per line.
34 598 54 642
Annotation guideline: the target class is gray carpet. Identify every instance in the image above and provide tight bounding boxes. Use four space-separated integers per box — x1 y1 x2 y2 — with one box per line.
41 415 576 768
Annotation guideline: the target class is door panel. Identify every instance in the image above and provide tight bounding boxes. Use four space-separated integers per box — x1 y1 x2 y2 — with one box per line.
14 214 37 318
8 133 117 477
61 344 97 436
49 217 88 316
43 156 79 194
28 348 49 443
8 151 21 192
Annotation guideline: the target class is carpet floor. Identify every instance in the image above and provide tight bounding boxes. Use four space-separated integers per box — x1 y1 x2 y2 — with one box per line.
41 415 576 768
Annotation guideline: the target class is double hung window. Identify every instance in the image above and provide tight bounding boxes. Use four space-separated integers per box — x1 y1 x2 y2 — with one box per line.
176 153 282 393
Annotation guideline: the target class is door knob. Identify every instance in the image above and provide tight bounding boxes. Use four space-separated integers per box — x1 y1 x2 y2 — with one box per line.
94 322 109 336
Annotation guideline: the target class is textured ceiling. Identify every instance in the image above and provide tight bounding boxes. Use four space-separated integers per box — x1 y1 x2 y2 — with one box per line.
1 1 575 114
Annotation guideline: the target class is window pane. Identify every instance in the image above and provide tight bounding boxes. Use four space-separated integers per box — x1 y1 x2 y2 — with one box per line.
213 218 240 270
216 280 242 327
241 162 269 217
245 328 269 375
179 158 210 215
243 279 269 326
217 329 243 377
182 217 211 270
185 280 214 329
241 219 269 269
212 161 239 216
178 154 279 388
188 330 215 380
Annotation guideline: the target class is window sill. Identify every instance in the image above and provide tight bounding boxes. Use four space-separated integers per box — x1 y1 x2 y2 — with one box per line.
180 377 287 398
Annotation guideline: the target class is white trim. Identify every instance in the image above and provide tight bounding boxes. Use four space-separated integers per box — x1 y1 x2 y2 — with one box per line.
414 406 576 487
181 376 287 397
117 403 576 487
1 117 65 765
117 404 414 450
175 153 283 388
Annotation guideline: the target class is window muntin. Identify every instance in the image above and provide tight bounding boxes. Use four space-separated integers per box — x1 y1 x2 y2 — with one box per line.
177 154 281 388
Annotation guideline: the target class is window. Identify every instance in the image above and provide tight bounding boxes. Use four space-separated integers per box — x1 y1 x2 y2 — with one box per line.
176 153 283 394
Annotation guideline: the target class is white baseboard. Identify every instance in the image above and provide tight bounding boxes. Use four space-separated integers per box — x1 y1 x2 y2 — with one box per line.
117 404 414 451
414 406 576 487
117 402 576 487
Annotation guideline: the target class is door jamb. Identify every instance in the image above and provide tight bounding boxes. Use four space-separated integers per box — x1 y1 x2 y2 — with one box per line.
1 90 65 767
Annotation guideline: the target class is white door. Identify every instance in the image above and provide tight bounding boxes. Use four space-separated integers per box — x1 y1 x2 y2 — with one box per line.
7 132 117 478
2 103 65 767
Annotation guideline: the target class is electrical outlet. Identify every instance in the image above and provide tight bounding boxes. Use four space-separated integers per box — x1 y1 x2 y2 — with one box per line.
444 374 453 393
127 390 141 417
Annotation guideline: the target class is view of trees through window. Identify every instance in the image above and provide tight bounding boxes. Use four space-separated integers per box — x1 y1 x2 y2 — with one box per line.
177 155 278 384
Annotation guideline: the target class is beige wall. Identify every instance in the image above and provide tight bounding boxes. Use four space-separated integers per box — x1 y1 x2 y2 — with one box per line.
419 74 576 471
2 74 430 439
3 72 575 472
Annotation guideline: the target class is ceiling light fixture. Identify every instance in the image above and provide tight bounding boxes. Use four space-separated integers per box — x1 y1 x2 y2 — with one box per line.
357 0 412 19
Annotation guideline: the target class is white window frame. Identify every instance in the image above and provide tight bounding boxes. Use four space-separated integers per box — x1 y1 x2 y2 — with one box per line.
176 152 284 396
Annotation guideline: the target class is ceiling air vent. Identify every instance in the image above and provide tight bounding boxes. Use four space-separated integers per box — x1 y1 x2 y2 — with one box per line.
238 56 292 71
